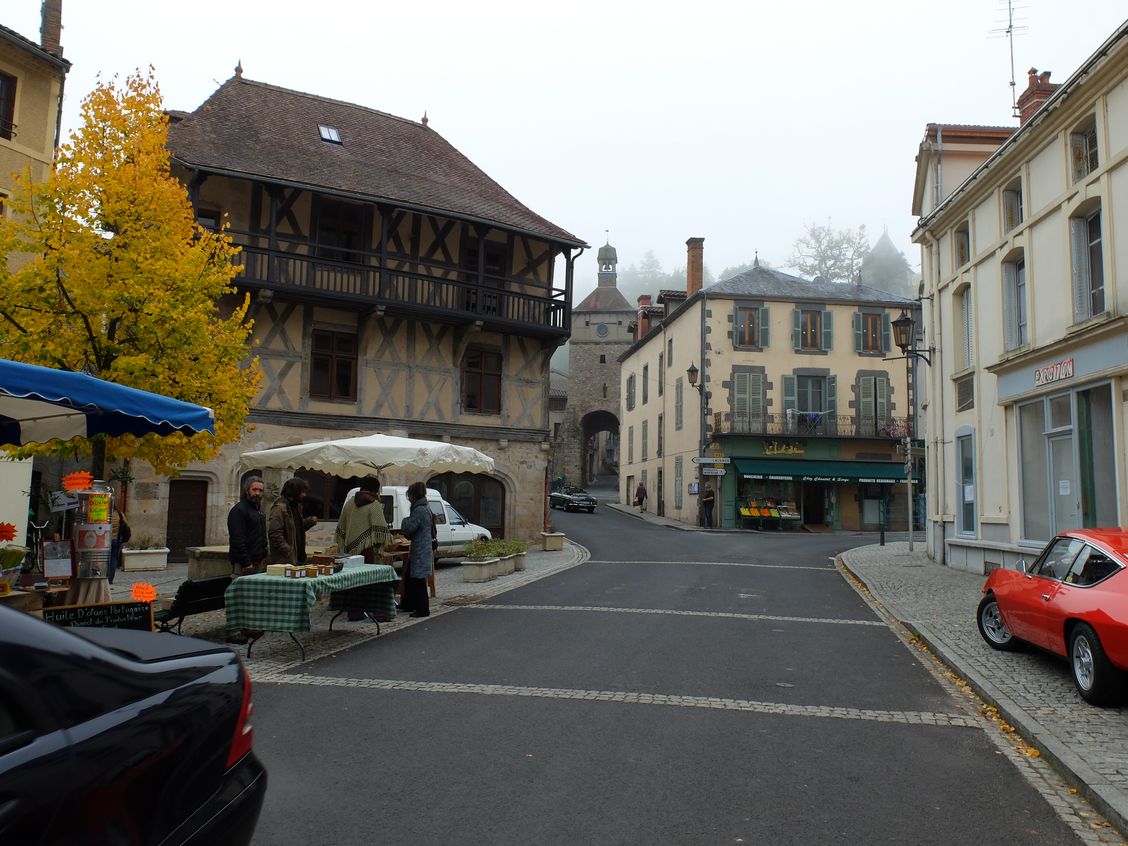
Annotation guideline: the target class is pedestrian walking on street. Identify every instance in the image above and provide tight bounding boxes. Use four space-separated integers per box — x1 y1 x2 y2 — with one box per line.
399 481 433 617
228 476 267 576
267 477 318 566
635 481 647 513
701 484 715 528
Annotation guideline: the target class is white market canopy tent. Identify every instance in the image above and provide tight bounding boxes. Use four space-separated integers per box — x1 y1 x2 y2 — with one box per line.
239 433 495 477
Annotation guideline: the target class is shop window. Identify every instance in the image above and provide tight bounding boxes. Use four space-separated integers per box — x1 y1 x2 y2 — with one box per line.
461 348 502 414
310 329 358 401
429 473 506 539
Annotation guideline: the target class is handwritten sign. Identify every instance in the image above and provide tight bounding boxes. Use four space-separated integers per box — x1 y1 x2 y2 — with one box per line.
43 600 153 631
86 493 111 524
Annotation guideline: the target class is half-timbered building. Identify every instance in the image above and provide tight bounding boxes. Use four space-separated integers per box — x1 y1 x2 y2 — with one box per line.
133 71 584 557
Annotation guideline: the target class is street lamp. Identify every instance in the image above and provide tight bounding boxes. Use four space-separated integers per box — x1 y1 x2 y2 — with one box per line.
887 309 933 551
687 362 710 527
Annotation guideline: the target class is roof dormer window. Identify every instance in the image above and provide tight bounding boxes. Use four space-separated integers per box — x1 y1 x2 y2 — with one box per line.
318 124 341 144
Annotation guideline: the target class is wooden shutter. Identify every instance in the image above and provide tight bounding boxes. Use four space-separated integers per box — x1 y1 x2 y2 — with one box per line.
1070 217 1090 322
826 375 837 415
1003 262 1018 350
853 313 863 353
733 372 750 426
782 375 797 411
882 313 891 354
876 375 888 419
791 309 801 350
749 373 764 431
759 307 770 348
822 309 833 351
859 376 875 420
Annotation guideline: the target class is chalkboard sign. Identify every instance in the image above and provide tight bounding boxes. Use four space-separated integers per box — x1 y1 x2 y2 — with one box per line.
43 600 153 631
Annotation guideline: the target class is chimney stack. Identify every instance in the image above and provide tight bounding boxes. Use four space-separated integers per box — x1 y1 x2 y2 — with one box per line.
686 237 704 296
1016 68 1059 125
40 0 63 56
636 294 652 340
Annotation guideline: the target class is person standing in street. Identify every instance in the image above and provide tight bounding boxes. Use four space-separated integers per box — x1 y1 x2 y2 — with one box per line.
701 484 716 529
399 481 433 618
228 476 267 575
335 475 390 563
635 480 647 513
267 477 318 566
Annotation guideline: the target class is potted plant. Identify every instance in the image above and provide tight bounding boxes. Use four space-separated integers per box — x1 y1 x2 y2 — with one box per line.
121 534 170 571
460 537 498 583
509 539 530 571
492 539 517 576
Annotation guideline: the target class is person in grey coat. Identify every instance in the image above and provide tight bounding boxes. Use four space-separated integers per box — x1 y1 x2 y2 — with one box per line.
399 481 433 618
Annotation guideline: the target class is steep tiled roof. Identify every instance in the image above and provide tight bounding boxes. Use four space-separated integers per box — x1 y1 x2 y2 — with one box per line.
706 265 915 305
0 24 70 70
167 76 582 246
574 286 633 312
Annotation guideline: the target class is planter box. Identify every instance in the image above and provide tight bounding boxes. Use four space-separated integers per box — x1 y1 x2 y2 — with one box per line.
461 557 498 583
497 554 515 576
121 547 170 571
514 551 527 572
540 532 565 552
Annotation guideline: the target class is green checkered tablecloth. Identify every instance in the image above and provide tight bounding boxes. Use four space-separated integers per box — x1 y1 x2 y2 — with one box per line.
224 564 398 632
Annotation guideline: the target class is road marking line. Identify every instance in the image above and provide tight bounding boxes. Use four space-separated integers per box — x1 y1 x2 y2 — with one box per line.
256 672 978 727
465 603 885 626
586 560 836 571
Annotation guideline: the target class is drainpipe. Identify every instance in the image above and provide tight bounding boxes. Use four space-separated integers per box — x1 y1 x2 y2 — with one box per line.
934 126 943 210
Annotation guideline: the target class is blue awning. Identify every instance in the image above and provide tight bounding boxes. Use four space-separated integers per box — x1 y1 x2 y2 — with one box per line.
734 458 917 484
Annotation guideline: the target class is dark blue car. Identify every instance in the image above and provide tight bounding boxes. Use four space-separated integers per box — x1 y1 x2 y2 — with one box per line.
0 605 266 844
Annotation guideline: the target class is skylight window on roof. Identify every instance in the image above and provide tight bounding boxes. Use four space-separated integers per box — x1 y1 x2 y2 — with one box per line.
318 125 341 144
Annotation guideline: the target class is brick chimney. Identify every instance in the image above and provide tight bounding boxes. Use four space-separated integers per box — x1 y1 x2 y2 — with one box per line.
636 294 652 340
1016 68 1059 125
686 237 704 296
40 0 63 56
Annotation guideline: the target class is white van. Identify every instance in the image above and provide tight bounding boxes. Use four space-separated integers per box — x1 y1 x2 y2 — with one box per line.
343 485 491 560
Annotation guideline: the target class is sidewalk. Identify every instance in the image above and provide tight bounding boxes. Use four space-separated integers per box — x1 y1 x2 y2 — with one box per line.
107 541 587 677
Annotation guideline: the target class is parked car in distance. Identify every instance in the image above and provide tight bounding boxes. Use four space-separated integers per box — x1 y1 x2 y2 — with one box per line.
977 528 1128 705
0 605 266 844
549 486 597 513
343 485 492 561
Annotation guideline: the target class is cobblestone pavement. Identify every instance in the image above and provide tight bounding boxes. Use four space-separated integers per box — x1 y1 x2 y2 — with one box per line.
839 542 1128 841
107 542 587 676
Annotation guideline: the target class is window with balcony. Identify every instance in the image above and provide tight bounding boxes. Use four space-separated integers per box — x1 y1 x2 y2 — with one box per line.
1071 117 1099 182
1070 207 1105 322
793 307 831 352
854 311 889 355
1003 254 1028 351
733 371 765 433
0 73 15 140
315 198 365 263
858 375 889 433
734 304 769 348
310 329 358 401
782 373 837 428
1003 178 1023 232
461 348 502 414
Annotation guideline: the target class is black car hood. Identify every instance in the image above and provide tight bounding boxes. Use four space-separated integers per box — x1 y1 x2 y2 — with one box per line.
70 627 233 664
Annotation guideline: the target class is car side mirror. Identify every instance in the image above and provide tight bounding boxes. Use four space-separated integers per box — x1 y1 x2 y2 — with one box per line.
1016 559 1028 574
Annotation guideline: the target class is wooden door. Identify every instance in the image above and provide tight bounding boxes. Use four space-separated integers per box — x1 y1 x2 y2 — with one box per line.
166 479 208 562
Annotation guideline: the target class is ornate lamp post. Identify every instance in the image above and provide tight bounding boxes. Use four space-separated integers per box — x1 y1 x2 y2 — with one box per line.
890 309 932 551
686 362 710 527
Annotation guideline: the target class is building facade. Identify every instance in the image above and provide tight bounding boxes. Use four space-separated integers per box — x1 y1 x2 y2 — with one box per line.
620 239 919 530
125 72 583 556
912 23 1128 572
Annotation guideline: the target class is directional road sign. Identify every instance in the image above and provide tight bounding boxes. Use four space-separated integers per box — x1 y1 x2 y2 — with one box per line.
692 456 731 464
701 467 727 476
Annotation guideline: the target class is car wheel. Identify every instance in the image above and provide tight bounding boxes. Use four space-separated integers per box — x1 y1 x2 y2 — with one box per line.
977 594 1019 651
1070 623 1122 706
586 507 595 513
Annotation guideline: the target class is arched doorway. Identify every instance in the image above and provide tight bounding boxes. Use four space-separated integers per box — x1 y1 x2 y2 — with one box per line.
429 473 505 538
580 409 619 488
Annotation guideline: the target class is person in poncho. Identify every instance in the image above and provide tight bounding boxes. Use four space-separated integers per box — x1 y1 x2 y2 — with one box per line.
335 476 391 564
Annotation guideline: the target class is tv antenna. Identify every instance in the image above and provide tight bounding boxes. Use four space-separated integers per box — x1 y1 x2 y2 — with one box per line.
990 0 1028 119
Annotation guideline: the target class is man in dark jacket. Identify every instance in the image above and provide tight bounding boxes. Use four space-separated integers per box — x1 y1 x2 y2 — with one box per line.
228 476 267 576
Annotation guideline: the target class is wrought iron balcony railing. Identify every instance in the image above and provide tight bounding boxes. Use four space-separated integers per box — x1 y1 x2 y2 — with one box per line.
713 411 913 439
224 233 569 335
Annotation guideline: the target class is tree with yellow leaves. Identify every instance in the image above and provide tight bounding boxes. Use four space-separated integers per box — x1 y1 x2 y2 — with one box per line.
0 68 260 476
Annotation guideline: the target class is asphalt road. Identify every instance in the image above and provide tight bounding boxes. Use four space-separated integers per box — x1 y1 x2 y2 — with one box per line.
249 502 1094 844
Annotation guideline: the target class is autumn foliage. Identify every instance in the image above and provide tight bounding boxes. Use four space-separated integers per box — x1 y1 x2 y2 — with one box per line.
0 69 260 474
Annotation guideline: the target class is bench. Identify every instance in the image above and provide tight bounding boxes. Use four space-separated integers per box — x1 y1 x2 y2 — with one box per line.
154 575 232 634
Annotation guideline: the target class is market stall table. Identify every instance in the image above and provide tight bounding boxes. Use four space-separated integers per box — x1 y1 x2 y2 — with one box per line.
224 564 398 659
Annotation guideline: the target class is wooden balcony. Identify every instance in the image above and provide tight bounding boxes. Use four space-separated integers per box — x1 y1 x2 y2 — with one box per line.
713 411 914 439
226 234 569 337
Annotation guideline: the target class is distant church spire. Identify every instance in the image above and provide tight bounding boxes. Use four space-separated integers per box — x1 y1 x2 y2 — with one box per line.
597 236 618 288
753 251 760 268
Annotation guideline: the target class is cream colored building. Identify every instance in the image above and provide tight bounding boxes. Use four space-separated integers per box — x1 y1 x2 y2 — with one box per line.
912 22 1128 572
620 239 917 530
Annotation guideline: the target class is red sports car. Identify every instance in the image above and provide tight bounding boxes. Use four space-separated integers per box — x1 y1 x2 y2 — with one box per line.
977 528 1128 705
